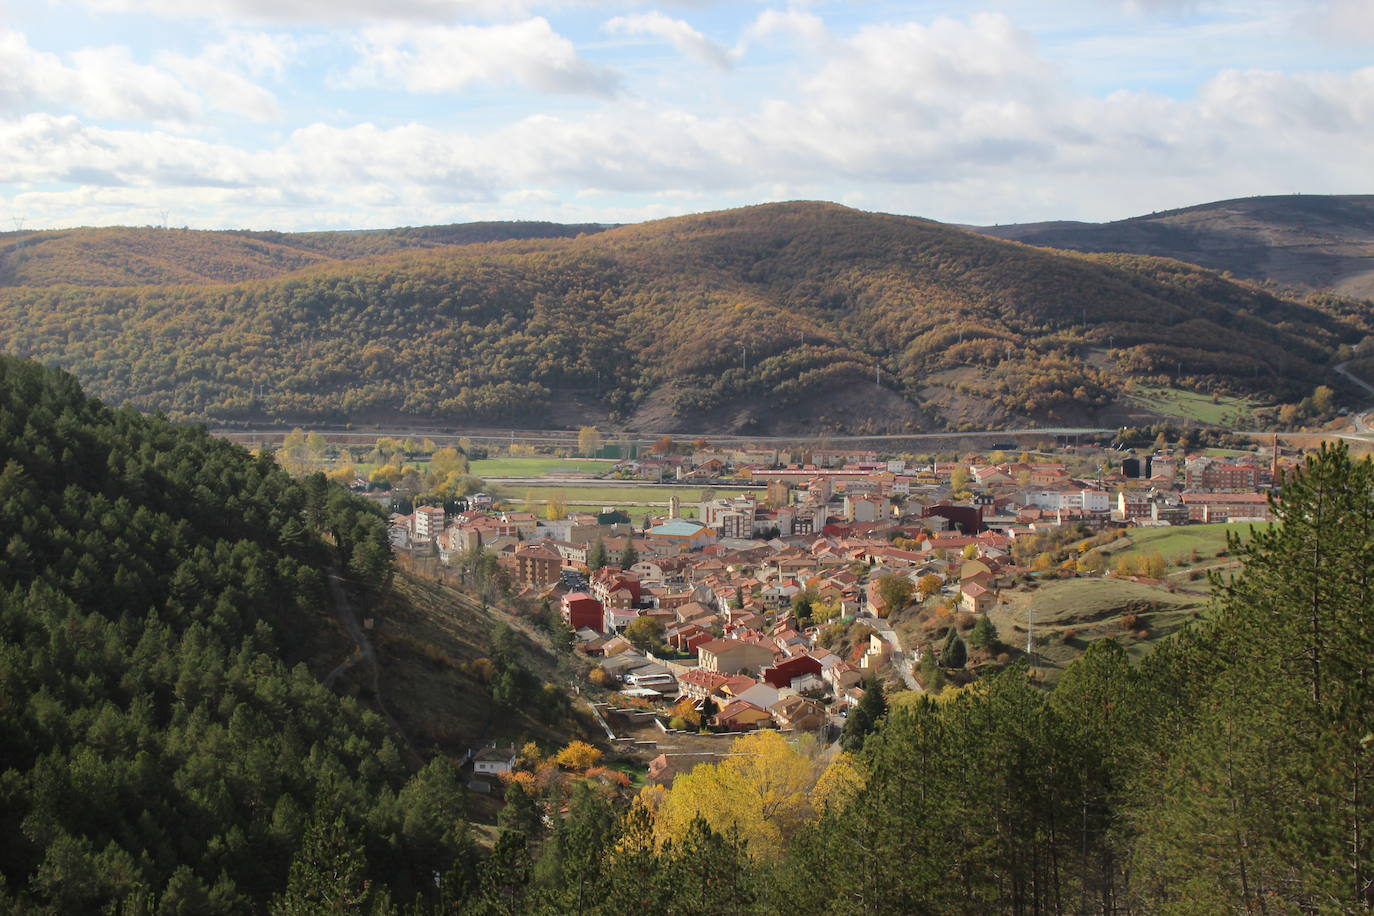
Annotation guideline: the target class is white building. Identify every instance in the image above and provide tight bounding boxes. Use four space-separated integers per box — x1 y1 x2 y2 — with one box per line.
1021 488 1110 513
413 505 445 541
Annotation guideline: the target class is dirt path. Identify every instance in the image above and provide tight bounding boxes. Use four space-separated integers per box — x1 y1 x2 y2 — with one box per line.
323 567 422 768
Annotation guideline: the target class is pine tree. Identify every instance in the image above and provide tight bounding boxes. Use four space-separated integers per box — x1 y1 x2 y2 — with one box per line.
270 813 371 914
939 629 966 668
1129 444 1374 911
497 780 544 845
840 678 886 751
473 831 530 916
659 818 755 916
587 538 607 571
968 614 997 649
618 542 639 569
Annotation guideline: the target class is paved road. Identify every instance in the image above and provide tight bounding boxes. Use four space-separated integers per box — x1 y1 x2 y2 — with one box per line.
1335 360 1374 398
214 423 1119 448
1331 361 1374 435
864 613 922 693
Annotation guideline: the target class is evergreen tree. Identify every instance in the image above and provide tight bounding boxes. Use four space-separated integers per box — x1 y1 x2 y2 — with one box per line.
617 541 639 569
659 818 755 916
531 783 616 912
497 782 543 840
841 678 887 752
587 538 608 572
939 628 966 668
1129 443 1374 912
968 614 997 650
472 831 530 916
270 813 371 915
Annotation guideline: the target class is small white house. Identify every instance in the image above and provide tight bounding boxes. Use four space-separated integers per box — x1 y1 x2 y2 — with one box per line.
471 745 517 776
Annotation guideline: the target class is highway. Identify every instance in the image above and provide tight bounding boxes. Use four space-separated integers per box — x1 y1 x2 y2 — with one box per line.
214 423 1119 449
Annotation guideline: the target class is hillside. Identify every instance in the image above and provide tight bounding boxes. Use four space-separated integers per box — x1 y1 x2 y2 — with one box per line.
0 201 1359 434
0 220 611 287
0 356 583 912
972 194 1374 300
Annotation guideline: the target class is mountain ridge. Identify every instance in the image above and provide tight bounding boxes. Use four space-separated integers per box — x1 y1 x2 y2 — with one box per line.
971 194 1374 299
0 200 1359 434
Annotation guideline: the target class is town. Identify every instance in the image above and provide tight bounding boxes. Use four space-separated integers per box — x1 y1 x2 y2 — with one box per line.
384 434 1288 776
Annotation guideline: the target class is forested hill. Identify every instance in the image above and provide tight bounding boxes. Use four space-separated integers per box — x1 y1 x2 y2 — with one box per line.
0 220 611 287
0 201 1360 433
0 356 470 912
972 194 1374 300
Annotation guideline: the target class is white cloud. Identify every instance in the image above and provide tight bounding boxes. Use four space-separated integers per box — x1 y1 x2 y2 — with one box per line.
77 0 521 24
604 12 735 69
345 18 620 96
742 8 831 48
3 13 1374 229
159 34 296 122
0 31 201 122
1123 0 1374 44
1313 0 1374 44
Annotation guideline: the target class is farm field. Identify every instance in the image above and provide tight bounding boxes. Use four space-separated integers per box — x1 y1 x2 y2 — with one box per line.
1128 386 1257 426
503 484 754 502
469 457 617 477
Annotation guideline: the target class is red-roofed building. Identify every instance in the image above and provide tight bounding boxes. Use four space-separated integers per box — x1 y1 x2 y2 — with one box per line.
1181 491 1274 522
713 699 773 732
678 668 730 701
961 581 993 614
513 542 562 587
591 567 643 609
561 592 604 633
762 653 824 689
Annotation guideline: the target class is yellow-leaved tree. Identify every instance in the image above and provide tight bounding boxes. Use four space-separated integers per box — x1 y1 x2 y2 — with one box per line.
578 426 602 457
553 740 602 770
647 730 819 858
809 751 866 816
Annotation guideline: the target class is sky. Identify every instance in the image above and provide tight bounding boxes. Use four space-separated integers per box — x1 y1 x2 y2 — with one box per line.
1 0 1371 231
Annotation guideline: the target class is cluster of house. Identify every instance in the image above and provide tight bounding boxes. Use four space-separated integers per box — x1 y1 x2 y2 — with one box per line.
387 444 1287 729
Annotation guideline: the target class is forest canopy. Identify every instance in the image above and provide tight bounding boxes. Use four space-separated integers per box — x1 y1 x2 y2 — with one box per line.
0 203 1353 432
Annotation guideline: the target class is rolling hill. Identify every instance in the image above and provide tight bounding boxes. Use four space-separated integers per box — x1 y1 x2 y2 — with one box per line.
0 220 611 288
0 201 1359 434
0 355 590 911
972 194 1374 300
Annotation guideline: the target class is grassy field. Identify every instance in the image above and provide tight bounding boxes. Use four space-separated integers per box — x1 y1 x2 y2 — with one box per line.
1005 578 1204 627
1128 386 1256 426
469 457 617 477
1108 522 1269 567
992 577 1209 686
503 484 753 503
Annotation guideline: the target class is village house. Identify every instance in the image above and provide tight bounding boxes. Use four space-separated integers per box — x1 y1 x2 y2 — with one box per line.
769 695 827 731
961 580 994 614
697 638 776 676
713 699 774 731
471 745 517 776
